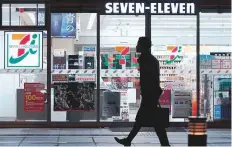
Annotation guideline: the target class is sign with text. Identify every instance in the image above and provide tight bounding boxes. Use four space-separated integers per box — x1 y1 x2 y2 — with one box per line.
51 13 76 38
52 74 68 82
4 32 43 69
75 74 96 82
105 1 196 15
24 83 45 112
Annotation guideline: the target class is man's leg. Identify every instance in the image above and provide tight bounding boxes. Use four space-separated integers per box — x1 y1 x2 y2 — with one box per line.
154 126 170 146
126 121 142 142
114 121 141 146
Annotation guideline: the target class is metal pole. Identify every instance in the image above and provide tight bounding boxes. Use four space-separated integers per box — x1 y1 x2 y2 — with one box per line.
46 3 51 123
196 0 200 117
96 13 100 124
0 3 2 26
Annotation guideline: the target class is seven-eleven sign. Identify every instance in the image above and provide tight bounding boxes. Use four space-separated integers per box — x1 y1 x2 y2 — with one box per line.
4 31 43 69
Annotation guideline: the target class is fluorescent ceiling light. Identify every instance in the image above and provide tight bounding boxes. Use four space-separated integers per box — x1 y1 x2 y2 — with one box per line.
87 13 96 30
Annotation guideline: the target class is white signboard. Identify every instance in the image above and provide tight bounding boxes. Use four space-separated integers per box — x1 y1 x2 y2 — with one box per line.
75 74 96 82
172 90 192 118
105 2 195 14
4 31 43 69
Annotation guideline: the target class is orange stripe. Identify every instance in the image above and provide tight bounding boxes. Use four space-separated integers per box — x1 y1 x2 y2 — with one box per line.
167 46 176 51
12 34 25 40
115 46 127 52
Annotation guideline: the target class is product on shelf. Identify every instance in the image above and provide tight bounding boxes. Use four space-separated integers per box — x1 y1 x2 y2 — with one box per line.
84 56 95 69
68 55 79 69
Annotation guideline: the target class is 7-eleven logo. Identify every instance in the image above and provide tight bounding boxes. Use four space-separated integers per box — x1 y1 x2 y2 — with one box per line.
165 46 183 64
5 32 42 69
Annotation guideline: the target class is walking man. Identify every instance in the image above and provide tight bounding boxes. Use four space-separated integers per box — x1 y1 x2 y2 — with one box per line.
114 37 170 146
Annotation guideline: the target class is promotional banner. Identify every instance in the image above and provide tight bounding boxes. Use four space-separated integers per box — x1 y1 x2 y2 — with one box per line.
102 91 120 117
172 90 192 118
54 82 95 111
51 13 76 37
24 83 45 112
4 31 43 69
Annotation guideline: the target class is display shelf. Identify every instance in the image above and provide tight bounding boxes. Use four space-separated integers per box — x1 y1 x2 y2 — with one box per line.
0 69 46 74
0 69 230 75
52 69 96 74
200 69 231 75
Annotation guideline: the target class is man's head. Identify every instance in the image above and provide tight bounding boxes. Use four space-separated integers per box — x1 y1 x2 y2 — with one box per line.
136 37 152 54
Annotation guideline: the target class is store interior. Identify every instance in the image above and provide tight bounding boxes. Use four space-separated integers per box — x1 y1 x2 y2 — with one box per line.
0 4 231 122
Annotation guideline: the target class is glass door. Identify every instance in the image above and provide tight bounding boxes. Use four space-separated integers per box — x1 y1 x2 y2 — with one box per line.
99 15 145 122
50 12 98 122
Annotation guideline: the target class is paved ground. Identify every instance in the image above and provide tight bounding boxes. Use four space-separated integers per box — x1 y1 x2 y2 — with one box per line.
0 128 230 146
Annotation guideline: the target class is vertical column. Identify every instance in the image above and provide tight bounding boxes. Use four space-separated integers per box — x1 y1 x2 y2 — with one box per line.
96 13 100 123
145 2 151 39
46 3 51 123
196 2 200 117
0 3 2 26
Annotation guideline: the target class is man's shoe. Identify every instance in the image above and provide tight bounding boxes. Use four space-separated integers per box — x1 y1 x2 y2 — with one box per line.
114 137 131 146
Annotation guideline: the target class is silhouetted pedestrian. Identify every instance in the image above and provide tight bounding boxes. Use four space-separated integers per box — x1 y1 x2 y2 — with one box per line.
114 37 170 146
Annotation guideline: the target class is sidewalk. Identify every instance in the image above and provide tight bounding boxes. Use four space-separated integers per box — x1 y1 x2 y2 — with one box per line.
0 128 230 146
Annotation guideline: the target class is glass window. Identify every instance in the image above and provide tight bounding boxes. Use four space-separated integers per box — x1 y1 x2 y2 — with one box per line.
2 4 45 26
100 15 145 122
151 15 197 122
0 30 47 121
199 13 231 122
2 4 10 26
51 13 97 122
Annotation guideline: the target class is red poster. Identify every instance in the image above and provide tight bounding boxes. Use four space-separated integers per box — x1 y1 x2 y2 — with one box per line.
159 90 171 112
24 83 45 112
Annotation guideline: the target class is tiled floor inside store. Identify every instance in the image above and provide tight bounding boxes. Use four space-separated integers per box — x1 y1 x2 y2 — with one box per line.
0 128 230 146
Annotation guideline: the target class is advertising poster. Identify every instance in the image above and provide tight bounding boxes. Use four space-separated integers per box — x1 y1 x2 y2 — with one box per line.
54 82 95 111
172 90 192 118
51 13 76 37
159 90 171 112
102 91 120 117
4 31 43 69
24 83 45 112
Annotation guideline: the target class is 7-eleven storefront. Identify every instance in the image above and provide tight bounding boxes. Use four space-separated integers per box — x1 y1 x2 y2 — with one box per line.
0 0 231 128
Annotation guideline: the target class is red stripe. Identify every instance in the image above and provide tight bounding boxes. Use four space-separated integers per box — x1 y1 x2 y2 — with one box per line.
20 34 30 45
